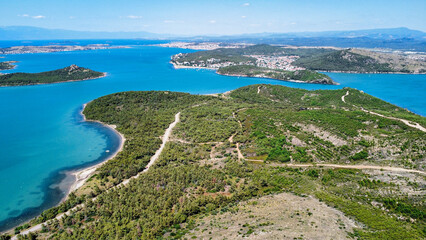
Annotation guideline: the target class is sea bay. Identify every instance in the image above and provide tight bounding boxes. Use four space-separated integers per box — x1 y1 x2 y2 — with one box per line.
0 41 425 230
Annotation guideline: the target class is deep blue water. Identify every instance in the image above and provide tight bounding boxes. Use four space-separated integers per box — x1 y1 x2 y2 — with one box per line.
0 41 425 230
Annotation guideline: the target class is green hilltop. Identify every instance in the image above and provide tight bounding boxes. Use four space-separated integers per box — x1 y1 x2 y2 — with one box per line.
0 64 104 86
9 85 425 239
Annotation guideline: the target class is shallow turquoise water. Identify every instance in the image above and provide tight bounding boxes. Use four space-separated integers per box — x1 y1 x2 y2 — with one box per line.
0 44 425 230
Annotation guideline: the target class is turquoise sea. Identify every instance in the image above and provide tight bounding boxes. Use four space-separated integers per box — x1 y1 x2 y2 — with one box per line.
0 40 425 230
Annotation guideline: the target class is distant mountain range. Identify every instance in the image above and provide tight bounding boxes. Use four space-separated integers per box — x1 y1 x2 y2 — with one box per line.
209 27 426 40
192 27 426 51
1 26 425 41
0 26 169 40
0 26 425 51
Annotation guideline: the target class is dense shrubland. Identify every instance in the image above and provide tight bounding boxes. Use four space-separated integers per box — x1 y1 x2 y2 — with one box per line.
0 65 104 86
8 84 425 240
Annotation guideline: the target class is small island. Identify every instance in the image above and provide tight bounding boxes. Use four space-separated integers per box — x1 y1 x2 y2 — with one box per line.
0 61 18 70
0 64 105 86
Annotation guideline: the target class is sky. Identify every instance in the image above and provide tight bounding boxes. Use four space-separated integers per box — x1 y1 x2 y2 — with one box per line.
1 0 425 35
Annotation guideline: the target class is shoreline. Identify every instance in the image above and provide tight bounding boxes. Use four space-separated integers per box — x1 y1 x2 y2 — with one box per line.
215 71 339 85
0 45 131 55
320 70 426 75
66 103 126 195
171 61 426 76
171 61 338 85
171 61 217 70
0 61 19 71
0 72 108 88
0 102 125 233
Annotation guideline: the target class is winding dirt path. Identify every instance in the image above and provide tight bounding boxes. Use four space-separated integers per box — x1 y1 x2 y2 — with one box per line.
341 91 426 133
360 108 426 132
230 111 244 160
341 90 349 103
13 112 181 239
122 112 180 185
245 160 425 175
283 163 425 175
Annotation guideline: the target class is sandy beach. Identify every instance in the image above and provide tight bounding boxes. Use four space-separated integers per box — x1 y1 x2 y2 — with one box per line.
1 102 125 235
66 103 126 195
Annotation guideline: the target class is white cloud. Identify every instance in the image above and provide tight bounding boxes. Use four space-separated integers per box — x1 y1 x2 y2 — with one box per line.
163 20 174 23
127 15 143 19
241 16 246 18
18 14 45 19
69 16 75 19
242 3 250 6
209 20 216 24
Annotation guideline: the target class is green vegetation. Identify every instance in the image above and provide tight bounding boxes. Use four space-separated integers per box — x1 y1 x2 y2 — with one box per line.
351 150 369 160
294 49 396 73
171 44 339 84
172 44 422 82
217 65 335 84
0 61 17 70
8 84 425 240
349 48 426 74
0 64 104 86
83 91 211 181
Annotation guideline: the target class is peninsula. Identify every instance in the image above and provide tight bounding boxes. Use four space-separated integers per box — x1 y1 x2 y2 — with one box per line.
171 44 336 84
0 64 105 86
0 44 129 55
6 85 425 239
170 44 426 84
153 42 253 50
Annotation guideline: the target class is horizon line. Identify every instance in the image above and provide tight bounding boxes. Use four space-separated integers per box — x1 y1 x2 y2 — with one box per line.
1 25 424 37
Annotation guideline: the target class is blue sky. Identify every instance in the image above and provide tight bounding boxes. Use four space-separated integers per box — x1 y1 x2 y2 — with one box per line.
1 0 425 34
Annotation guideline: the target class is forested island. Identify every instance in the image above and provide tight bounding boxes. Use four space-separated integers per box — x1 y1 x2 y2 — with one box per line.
0 61 17 70
171 44 426 83
7 84 425 239
0 65 105 86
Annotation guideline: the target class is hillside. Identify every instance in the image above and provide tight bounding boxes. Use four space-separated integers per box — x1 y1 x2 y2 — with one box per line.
0 65 105 86
171 44 336 84
293 49 426 73
7 85 425 239
172 44 426 84
294 49 394 73
350 48 426 73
